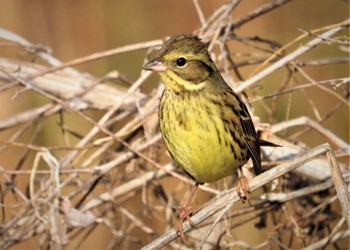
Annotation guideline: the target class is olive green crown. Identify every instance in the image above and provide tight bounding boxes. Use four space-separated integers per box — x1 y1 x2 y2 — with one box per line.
159 34 209 58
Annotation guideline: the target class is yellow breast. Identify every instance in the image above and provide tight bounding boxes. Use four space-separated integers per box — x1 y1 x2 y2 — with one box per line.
159 90 248 183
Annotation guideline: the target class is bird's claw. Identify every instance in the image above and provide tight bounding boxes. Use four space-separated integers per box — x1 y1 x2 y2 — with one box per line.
176 207 195 240
236 175 252 205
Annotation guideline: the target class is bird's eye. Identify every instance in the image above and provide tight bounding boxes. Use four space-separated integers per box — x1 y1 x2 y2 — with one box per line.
176 57 187 67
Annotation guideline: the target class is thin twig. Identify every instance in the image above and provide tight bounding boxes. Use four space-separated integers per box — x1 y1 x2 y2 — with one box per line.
234 19 350 93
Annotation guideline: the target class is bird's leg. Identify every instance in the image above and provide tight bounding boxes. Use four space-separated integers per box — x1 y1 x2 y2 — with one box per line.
236 167 251 205
176 182 199 239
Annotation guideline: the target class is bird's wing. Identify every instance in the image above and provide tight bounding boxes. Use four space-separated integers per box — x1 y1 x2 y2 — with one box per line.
233 92 261 175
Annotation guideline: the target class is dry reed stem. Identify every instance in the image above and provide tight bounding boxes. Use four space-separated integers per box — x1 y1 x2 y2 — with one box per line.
234 19 350 93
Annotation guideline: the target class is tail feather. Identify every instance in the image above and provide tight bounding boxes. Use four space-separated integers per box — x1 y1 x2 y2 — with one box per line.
259 140 281 147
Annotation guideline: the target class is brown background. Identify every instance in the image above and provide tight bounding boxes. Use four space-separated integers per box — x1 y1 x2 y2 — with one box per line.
0 0 349 249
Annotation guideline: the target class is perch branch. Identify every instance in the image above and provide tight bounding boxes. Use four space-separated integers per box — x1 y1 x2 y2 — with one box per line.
141 144 349 250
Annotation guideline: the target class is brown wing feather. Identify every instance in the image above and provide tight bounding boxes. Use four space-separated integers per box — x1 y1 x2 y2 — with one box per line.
232 92 261 175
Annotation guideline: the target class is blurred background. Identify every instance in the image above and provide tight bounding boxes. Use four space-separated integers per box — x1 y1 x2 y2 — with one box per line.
0 0 349 249
0 0 349 141
1 0 348 140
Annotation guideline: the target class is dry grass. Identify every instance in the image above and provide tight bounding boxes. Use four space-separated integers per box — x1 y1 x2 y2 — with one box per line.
0 1 349 249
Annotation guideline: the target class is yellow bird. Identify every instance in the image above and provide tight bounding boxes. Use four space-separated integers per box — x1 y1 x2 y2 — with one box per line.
143 34 262 238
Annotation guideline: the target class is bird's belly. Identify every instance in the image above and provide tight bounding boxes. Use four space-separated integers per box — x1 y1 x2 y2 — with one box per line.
160 105 247 183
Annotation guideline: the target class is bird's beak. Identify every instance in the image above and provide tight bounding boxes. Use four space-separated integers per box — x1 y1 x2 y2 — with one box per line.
142 57 167 72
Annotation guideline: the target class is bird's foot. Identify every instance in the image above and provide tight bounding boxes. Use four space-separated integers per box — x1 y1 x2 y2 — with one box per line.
236 175 251 205
176 206 195 240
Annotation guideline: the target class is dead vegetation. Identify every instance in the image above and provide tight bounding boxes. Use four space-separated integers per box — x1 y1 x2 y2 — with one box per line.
0 1 349 249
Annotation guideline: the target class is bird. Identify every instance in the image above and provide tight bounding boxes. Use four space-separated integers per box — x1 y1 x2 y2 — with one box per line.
143 34 262 239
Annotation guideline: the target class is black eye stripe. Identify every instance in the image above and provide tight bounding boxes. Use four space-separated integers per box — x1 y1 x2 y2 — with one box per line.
176 57 186 67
